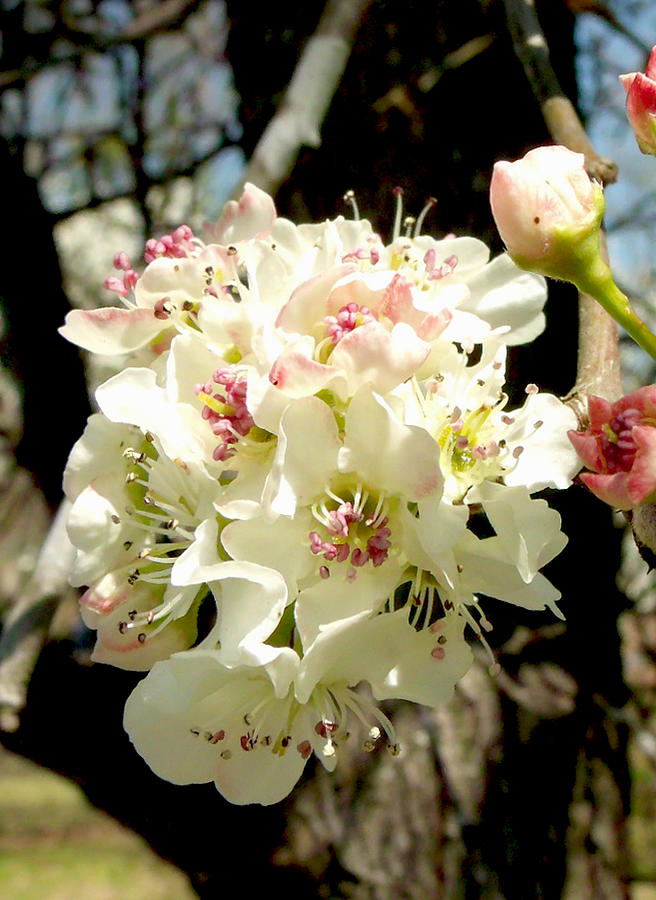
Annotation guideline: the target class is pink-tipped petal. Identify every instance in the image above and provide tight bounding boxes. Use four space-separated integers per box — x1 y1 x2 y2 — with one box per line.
626 425 656 503
275 265 356 334
614 384 656 418
269 350 345 399
580 471 634 510
567 429 604 473
59 307 164 354
646 45 656 82
587 394 613 430
330 320 430 394
620 72 637 95
627 72 656 120
209 182 277 244
621 49 656 155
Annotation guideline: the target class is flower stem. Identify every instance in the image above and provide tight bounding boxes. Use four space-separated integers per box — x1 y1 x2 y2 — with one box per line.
576 259 656 363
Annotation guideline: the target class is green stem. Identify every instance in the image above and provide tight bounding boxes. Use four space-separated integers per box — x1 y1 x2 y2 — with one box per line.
575 259 656 363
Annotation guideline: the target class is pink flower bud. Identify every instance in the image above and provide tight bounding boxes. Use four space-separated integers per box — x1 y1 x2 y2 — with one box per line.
568 386 656 510
489 145 605 279
620 46 656 156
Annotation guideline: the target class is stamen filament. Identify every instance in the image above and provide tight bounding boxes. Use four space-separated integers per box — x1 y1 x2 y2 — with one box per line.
413 197 437 237
392 187 403 241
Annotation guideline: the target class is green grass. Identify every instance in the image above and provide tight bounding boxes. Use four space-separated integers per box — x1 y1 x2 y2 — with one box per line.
0 749 196 900
3 737 656 898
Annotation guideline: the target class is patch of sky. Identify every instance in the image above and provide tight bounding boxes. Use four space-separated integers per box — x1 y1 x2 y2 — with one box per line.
26 54 124 138
193 146 247 222
575 3 656 294
40 151 91 212
96 0 134 33
575 1 656 381
143 37 240 178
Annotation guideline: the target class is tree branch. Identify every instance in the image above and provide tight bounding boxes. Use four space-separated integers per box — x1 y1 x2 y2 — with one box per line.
563 0 652 58
573 239 624 406
503 0 617 186
234 0 374 198
503 0 623 408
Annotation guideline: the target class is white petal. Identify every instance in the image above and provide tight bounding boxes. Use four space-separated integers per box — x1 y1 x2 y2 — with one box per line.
134 256 206 308
63 414 136 501
172 519 288 656
124 654 228 785
295 562 403 650
373 610 473 706
166 334 227 405
210 182 277 243
67 476 137 586
266 396 341 514
221 513 314 598
456 532 562 616
212 715 309 805
124 649 307 805
474 482 567 582
297 608 472 708
276 265 355 334
96 367 210 463
408 235 490 278
460 254 547 346
404 501 468 589
59 307 164 355
330 321 429 393
339 389 442 500
502 394 581 490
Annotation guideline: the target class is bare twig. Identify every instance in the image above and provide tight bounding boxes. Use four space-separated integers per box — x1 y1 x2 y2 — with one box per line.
234 0 374 198
503 0 623 408
0 501 75 732
563 0 652 58
503 0 617 186
114 0 199 41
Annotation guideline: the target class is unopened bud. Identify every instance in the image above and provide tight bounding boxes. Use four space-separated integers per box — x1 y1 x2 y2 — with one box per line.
490 145 605 286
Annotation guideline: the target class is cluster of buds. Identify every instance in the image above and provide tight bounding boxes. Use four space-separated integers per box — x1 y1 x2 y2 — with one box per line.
489 43 656 567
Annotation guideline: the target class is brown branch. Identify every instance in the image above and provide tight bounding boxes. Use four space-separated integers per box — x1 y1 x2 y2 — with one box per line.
503 0 623 408
573 237 624 407
110 0 199 41
234 0 375 198
503 0 617 186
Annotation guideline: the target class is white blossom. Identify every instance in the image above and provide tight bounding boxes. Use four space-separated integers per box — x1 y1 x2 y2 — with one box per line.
124 607 472 805
60 182 575 803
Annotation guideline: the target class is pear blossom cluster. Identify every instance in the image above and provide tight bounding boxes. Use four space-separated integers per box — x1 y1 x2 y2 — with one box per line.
60 183 580 805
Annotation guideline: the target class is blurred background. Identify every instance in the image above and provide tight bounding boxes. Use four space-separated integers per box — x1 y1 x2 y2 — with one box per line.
1 0 656 897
